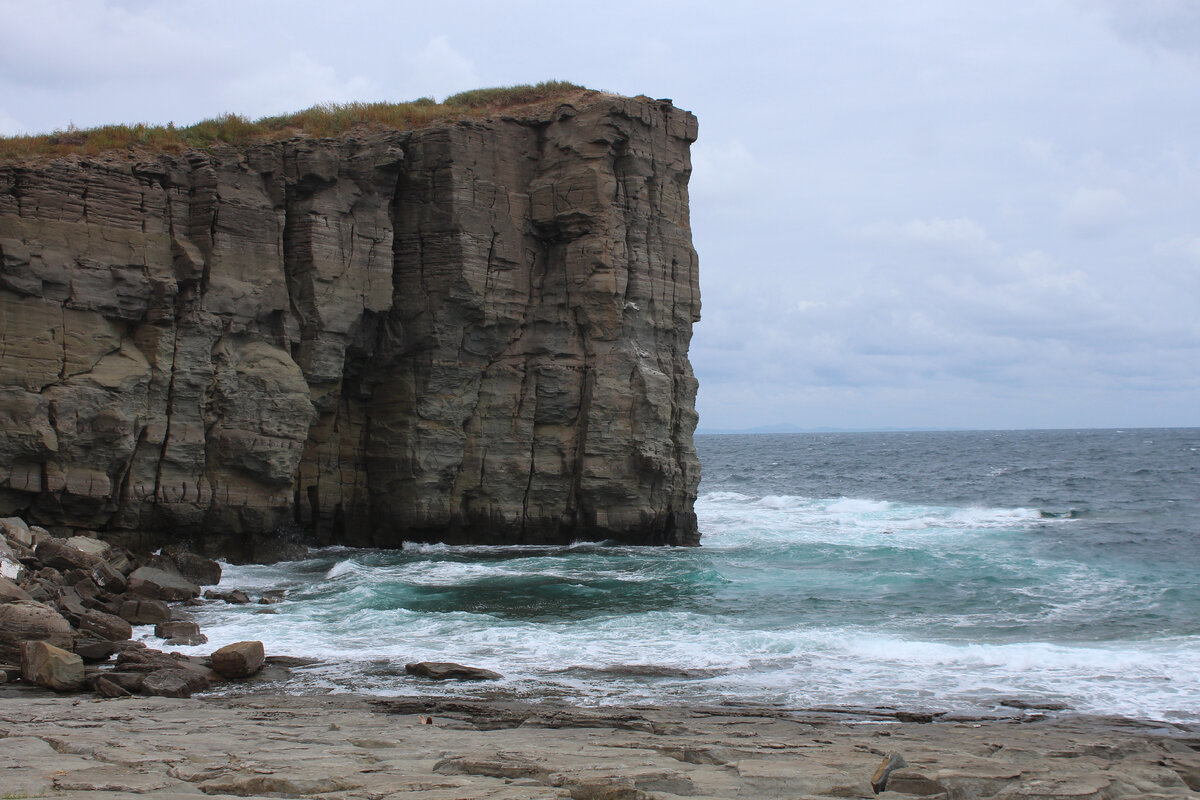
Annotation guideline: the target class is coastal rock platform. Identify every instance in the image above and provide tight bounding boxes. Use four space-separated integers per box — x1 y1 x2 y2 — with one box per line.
1 690 1196 799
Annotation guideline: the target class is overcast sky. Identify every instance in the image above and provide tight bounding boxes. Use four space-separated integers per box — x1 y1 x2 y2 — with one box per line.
3 0 1198 431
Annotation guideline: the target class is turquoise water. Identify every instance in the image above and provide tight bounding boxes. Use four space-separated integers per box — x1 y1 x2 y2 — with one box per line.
164 429 1200 721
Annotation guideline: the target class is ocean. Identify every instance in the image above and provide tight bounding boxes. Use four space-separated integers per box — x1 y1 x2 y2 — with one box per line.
164 428 1200 722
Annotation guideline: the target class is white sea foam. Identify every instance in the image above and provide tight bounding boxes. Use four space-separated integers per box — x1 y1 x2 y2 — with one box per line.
166 445 1200 722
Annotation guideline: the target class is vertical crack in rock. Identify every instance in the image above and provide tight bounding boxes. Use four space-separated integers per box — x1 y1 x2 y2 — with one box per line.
0 93 702 557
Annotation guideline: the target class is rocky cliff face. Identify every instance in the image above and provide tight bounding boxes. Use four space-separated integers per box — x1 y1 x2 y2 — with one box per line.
0 94 701 559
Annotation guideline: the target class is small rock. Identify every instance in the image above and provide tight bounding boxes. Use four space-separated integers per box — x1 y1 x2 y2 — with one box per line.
872 752 909 793
405 661 503 681
210 640 265 678
94 675 132 698
205 588 251 604
20 640 85 691
79 609 133 641
165 634 208 646
126 566 200 601
998 697 1070 711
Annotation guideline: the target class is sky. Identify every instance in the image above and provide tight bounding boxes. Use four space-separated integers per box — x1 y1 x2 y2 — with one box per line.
2 0 1198 431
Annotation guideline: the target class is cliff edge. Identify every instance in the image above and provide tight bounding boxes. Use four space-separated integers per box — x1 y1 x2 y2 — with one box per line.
0 92 702 559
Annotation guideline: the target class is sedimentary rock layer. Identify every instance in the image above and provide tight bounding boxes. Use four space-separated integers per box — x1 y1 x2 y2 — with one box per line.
0 93 701 558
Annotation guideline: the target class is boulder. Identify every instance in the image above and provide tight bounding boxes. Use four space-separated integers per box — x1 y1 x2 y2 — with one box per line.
885 769 949 796
35 538 102 572
54 591 87 623
20 640 85 691
0 517 32 548
0 600 74 659
105 549 135 576
0 541 25 582
78 609 133 641
66 535 111 559
405 661 503 681
117 598 171 624
0 575 32 603
126 567 200 601
210 640 265 678
156 620 200 638
97 671 145 693
164 549 222 586
155 620 205 645
115 648 216 682
71 576 100 598
74 638 120 662
115 648 187 671
141 668 192 698
90 560 127 593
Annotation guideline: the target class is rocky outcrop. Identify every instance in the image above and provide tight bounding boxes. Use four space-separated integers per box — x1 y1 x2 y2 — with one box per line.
0 92 701 558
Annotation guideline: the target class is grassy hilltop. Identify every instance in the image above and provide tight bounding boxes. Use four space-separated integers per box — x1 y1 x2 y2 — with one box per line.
0 81 590 160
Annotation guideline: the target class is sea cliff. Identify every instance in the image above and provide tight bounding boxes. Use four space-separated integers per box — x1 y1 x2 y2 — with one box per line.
0 90 701 560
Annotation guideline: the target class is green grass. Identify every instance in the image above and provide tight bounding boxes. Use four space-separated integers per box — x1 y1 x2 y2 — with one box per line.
0 81 590 160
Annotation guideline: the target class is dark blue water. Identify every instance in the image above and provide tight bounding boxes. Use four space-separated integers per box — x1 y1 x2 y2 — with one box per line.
172 428 1200 721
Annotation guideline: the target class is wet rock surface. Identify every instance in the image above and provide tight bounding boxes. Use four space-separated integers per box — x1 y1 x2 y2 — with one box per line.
0 91 701 556
0 693 1195 799
406 660 503 681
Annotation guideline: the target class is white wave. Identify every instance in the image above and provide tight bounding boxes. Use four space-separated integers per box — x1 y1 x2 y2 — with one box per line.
825 497 892 513
324 559 362 579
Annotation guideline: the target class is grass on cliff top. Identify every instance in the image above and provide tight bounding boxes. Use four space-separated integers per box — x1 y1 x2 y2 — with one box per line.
0 81 591 161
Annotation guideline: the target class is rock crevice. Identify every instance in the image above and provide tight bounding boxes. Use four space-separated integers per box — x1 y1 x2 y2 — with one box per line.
0 94 701 558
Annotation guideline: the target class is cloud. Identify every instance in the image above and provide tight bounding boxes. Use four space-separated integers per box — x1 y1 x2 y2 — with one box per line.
400 36 479 101
858 218 1000 258
690 139 762 202
223 53 374 117
1093 0 1200 58
1155 234 1200 263
0 0 232 90
0 108 24 136
1059 187 1130 236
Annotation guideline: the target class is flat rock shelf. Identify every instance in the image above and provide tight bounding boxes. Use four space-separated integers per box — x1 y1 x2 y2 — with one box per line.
0 691 1197 799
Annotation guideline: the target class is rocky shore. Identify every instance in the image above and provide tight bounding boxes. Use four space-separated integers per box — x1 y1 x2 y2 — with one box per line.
0 515 284 699
4 516 1200 798
0 690 1196 799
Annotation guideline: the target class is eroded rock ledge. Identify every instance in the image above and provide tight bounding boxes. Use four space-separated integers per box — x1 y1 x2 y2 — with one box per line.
0 93 701 559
